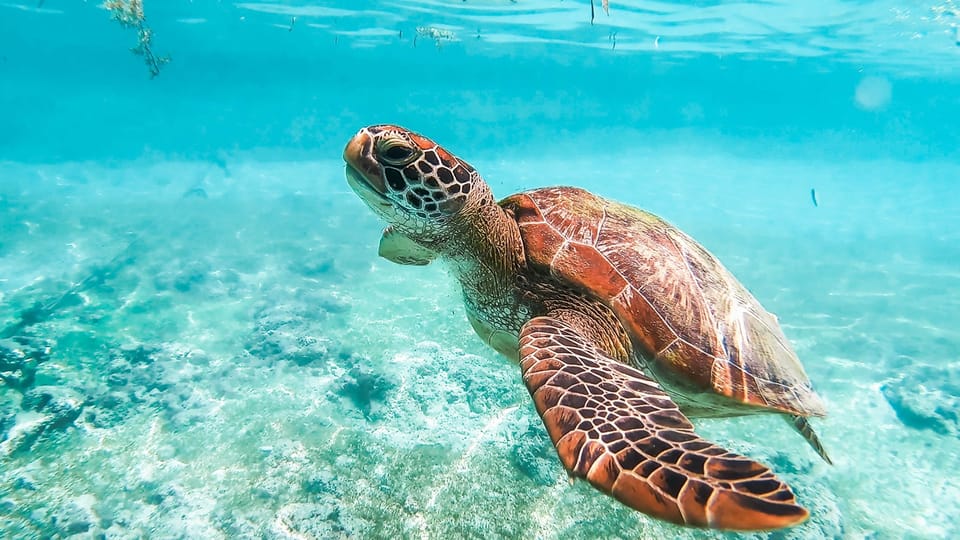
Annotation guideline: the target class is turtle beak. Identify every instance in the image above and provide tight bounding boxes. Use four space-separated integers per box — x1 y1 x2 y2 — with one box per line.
343 129 387 194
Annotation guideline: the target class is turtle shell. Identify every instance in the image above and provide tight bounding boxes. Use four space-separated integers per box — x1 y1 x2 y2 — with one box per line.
500 187 825 418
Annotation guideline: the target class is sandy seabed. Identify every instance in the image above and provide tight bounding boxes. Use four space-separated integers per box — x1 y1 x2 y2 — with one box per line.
1 145 958 539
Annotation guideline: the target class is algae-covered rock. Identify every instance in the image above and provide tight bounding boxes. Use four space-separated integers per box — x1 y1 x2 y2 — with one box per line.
152 259 211 293
301 469 338 497
882 366 960 437
0 336 50 390
246 304 336 367
1 402 16 442
49 496 100 538
0 339 26 372
118 343 160 365
271 502 342 539
334 355 396 420
1 386 85 456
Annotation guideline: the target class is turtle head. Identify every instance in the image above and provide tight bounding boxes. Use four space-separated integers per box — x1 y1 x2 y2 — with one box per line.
343 125 485 234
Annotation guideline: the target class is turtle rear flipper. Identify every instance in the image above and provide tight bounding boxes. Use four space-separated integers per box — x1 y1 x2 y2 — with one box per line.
788 415 832 465
519 316 809 531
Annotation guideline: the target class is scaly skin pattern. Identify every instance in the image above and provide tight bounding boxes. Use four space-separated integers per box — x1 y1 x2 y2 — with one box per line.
518 316 808 530
343 124 829 531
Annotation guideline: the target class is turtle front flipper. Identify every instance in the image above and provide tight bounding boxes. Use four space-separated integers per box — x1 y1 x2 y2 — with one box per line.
519 316 809 531
379 226 437 265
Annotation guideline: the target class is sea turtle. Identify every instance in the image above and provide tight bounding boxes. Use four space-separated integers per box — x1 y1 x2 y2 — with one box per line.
342 125 830 531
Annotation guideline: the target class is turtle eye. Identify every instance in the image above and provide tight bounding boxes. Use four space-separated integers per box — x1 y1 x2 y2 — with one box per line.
376 137 418 166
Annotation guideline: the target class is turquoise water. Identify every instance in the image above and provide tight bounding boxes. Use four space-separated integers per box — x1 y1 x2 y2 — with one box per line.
2 1 960 538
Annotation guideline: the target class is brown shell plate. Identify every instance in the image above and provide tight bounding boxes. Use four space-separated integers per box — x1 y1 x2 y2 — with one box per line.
501 187 825 417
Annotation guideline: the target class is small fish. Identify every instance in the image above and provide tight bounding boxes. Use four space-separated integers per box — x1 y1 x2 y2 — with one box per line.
810 188 818 207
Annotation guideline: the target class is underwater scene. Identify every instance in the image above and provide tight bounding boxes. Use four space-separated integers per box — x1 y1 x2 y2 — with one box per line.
2 1 960 538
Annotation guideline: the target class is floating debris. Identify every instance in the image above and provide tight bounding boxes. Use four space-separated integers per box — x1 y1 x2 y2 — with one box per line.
416 25 456 48
103 0 170 78
810 188 819 207
589 0 610 25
